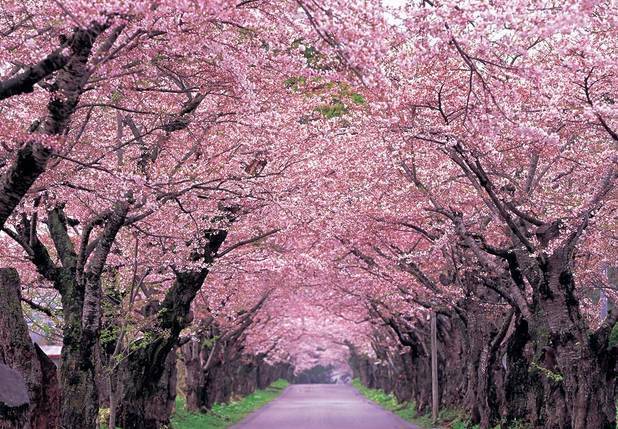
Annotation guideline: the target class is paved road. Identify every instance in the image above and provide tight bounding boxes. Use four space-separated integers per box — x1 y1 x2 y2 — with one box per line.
231 384 420 429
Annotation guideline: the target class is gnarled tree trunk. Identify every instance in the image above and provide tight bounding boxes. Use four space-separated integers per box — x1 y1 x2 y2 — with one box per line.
526 249 617 429
0 268 60 429
115 228 228 427
115 347 178 429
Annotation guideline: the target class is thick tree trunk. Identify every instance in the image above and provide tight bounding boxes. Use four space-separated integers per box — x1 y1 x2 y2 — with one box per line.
0 268 60 429
32 345 61 429
115 227 229 425
527 251 617 429
57 216 128 427
180 340 204 412
58 274 100 429
115 270 218 425
0 143 50 230
528 310 617 428
115 348 177 429
180 335 223 412
485 315 535 425
0 22 107 428
51 201 130 428
60 342 99 429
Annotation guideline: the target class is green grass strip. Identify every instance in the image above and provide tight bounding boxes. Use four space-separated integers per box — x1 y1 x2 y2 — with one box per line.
351 378 472 428
351 378 542 429
171 379 289 429
351 378 427 425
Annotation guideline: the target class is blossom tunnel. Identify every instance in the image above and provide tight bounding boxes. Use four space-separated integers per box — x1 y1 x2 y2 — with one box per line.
0 1 616 429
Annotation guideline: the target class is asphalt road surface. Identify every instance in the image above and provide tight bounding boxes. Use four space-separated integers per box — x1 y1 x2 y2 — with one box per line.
231 384 421 429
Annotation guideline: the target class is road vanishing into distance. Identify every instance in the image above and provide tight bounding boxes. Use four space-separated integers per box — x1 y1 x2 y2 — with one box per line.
232 384 420 429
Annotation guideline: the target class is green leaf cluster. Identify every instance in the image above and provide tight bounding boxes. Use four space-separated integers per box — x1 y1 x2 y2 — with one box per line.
316 81 366 119
529 361 564 383
315 100 348 119
283 73 367 120
201 335 219 349
315 86 366 120
284 76 307 91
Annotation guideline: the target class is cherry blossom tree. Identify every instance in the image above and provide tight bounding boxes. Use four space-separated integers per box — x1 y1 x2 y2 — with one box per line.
0 1 615 429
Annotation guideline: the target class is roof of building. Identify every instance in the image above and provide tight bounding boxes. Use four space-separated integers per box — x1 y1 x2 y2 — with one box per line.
38 345 62 358
0 363 29 407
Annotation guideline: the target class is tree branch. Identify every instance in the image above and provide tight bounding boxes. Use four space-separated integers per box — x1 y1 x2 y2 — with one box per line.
47 207 78 269
21 296 56 318
216 228 280 258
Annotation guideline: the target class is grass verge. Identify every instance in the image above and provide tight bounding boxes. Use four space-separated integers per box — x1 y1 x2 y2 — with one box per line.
351 378 474 428
351 379 538 429
351 378 418 422
171 379 289 429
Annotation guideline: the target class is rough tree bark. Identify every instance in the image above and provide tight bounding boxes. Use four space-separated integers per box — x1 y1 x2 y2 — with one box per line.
114 227 229 428
0 268 60 429
6 199 130 429
54 201 130 429
180 338 207 411
0 22 112 428
444 142 618 428
180 322 221 412
180 293 272 412
524 248 618 429
0 143 51 231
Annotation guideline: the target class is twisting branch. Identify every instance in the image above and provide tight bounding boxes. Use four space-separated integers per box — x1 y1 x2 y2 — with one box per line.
85 199 131 278
76 210 113 276
449 143 535 252
583 69 618 143
0 48 69 100
217 228 281 258
47 207 78 270
397 257 438 292
21 296 56 318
